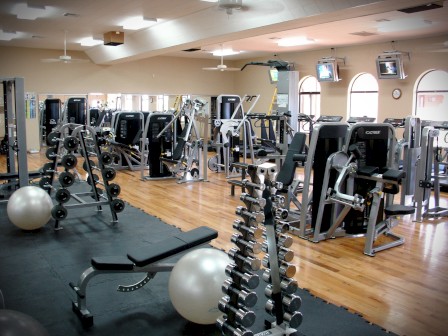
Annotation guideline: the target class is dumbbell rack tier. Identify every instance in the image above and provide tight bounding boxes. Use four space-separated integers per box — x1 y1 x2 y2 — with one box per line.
41 123 125 229
218 162 302 336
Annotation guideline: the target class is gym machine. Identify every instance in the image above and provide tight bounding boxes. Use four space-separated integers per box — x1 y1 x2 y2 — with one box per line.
109 111 146 171
140 111 175 180
414 120 448 222
39 123 124 229
159 98 209 183
309 123 414 256
65 97 87 125
218 161 302 336
209 94 258 178
41 98 61 145
347 116 376 124
0 77 37 200
289 122 349 238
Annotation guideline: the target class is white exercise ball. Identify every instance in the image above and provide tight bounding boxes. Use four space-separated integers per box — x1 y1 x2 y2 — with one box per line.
7 186 53 230
168 248 230 325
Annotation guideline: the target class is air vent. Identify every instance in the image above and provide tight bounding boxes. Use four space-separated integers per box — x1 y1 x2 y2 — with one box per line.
350 31 378 37
398 2 443 14
63 13 80 17
183 48 202 52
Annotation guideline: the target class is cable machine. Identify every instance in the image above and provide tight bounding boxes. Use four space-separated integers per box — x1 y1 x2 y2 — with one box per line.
0 77 29 193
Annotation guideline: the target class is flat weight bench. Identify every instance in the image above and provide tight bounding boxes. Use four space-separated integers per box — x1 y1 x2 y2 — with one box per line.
69 226 218 328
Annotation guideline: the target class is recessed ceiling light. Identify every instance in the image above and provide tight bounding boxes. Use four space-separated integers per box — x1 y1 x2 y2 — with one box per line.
121 16 157 30
11 3 56 20
212 48 240 56
277 37 315 47
79 37 103 47
0 30 24 41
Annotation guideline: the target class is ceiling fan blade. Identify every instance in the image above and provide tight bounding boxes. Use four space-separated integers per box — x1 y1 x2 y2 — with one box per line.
41 58 62 63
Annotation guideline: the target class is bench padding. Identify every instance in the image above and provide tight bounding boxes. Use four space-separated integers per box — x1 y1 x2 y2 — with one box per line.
90 226 218 270
127 226 218 267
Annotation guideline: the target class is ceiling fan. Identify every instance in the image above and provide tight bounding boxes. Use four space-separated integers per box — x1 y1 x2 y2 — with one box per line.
202 45 240 71
41 31 89 64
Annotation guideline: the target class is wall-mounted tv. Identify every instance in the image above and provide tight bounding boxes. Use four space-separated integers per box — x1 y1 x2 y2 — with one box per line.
376 55 405 79
268 68 279 84
316 59 340 82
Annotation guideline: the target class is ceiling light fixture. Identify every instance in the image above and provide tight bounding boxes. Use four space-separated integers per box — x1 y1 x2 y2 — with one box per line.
11 3 55 20
212 48 240 56
121 16 157 30
0 30 19 41
79 37 103 47
277 37 315 47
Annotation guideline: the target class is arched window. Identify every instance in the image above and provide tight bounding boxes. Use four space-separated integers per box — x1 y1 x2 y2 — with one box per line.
298 76 320 132
414 69 448 121
348 73 378 120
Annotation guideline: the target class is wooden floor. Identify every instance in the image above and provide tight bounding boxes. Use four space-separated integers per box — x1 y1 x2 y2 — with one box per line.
7 150 448 336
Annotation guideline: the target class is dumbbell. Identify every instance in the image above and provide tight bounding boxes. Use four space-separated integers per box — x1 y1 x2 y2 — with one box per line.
38 176 71 204
222 279 257 307
86 173 121 197
82 160 116 181
240 193 266 208
231 233 262 255
262 257 296 279
225 264 259 290
262 273 298 296
232 219 263 240
39 170 75 189
265 300 303 328
46 131 79 151
264 289 302 312
227 247 261 272
51 204 68 220
218 297 256 328
235 206 264 224
261 244 294 263
45 148 78 168
216 317 254 336
261 233 293 249
240 179 265 191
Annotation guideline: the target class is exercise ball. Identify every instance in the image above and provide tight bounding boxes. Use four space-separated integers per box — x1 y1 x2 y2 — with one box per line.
168 248 230 325
0 309 49 336
7 186 53 230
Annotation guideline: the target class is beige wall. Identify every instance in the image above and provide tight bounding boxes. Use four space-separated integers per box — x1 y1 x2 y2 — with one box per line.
1 34 447 150
234 35 448 123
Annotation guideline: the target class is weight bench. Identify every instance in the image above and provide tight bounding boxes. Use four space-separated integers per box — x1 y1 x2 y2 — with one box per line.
69 226 218 328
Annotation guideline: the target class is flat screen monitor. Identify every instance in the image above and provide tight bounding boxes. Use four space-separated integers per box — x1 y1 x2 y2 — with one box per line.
316 60 339 82
376 56 405 79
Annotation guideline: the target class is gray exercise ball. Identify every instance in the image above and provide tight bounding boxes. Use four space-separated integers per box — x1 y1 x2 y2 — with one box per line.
7 186 53 230
168 248 230 325
0 309 49 336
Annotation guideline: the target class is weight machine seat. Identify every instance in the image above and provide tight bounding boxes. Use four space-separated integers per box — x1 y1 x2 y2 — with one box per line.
357 166 379 177
276 133 307 189
90 226 218 270
382 169 406 182
384 204 415 217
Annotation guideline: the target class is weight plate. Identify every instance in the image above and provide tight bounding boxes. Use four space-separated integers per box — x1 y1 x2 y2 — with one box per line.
51 204 68 220
55 188 71 204
111 199 125 213
45 147 57 160
61 154 78 169
63 136 79 151
46 131 60 146
59 171 75 188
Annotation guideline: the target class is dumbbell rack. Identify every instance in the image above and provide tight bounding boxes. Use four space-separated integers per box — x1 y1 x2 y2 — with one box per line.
41 123 125 229
217 162 302 336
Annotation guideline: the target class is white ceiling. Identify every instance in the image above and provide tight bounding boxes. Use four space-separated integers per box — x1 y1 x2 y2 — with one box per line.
0 0 447 65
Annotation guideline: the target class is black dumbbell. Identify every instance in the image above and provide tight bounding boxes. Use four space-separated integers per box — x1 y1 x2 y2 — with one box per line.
39 170 75 189
111 198 125 213
45 148 78 168
82 160 116 181
38 176 72 204
86 173 121 197
51 204 68 220
46 132 79 151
